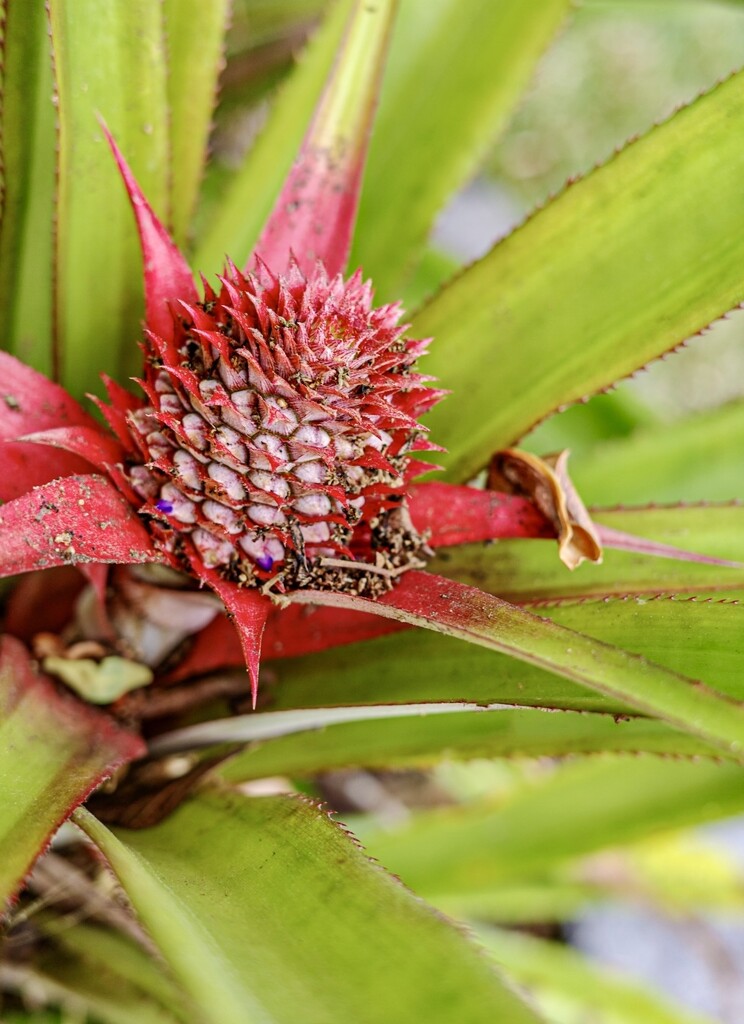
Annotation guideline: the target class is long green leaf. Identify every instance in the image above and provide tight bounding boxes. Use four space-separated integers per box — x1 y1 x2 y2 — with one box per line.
436 504 744 602
266 591 744 716
75 793 544 1024
477 927 719 1024
414 69 744 479
49 0 169 397
193 0 353 276
359 756 744 895
350 0 569 297
218 706 717 784
164 0 231 247
294 572 744 757
0 637 143 909
0 1 56 376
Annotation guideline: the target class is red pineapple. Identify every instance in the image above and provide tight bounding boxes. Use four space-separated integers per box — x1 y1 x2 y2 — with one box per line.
116 256 443 596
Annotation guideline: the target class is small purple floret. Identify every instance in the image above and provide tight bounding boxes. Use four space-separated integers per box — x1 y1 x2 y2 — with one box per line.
256 554 274 572
156 499 174 514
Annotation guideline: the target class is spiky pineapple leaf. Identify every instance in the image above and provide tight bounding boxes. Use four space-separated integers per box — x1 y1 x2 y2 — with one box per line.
254 0 397 278
163 0 231 247
214 705 716 785
265 593 744 716
295 571 744 757
358 755 744 897
48 0 169 397
0 1 56 376
438 504 744 603
351 0 570 298
0 637 144 909
178 499 743 679
415 69 744 479
477 927 719 1024
193 0 355 275
570 400 744 505
74 793 544 1024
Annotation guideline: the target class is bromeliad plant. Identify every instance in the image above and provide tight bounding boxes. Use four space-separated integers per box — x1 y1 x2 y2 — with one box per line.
3 1 744 1022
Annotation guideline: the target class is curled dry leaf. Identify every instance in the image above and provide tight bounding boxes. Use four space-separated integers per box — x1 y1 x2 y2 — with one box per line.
488 448 602 570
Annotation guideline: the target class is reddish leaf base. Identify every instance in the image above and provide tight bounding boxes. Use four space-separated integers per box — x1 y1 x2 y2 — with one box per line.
0 635 144 759
408 482 553 547
2 567 85 642
0 354 102 499
0 636 145 906
161 483 557 683
0 474 159 578
163 603 409 685
254 146 367 279
189 561 271 707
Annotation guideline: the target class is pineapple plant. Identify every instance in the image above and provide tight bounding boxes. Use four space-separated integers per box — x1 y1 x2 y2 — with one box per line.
2 1 744 1021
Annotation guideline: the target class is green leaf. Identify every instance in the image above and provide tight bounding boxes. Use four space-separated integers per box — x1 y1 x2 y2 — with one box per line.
218 705 718 784
74 793 544 1024
414 69 744 479
0 0 57 376
164 0 231 247
0 637 143 909
570 400 744 505
477 927 719 1024
293 572 744 758
436 504 744 602
193 0 354 277
48 0 169 397
266 587 744 718
350 0 570 297
359 756 744 895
